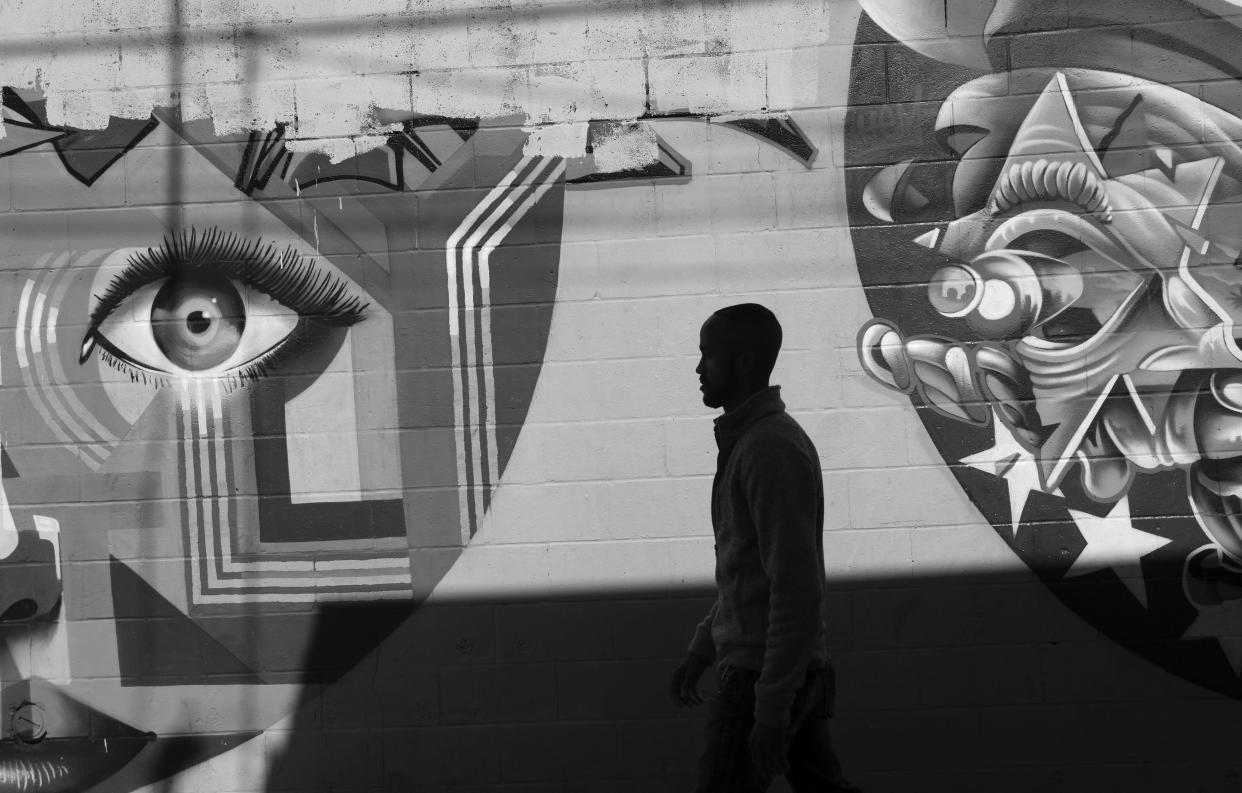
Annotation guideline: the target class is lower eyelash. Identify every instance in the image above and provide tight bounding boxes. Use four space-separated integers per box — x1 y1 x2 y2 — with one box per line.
98 347 173 389
96 321 322 393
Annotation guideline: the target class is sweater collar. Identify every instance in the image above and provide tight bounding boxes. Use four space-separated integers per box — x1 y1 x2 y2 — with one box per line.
713 385 785 451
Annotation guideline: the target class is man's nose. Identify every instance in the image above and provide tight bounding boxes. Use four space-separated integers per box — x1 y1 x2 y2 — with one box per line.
0 525 61 623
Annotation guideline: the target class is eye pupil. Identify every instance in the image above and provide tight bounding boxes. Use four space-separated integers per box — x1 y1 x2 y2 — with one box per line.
186 310 212 335
151 273 246 371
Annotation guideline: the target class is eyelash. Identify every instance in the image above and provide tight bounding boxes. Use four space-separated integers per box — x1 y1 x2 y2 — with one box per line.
87 227 368 333
83 226 368 389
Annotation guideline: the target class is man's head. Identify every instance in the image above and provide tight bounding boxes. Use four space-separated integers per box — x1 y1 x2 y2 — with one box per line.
696 303 782 411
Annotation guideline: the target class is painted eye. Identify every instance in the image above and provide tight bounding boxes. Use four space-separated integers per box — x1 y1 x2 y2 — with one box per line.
92 272 299 377
81 228 368 386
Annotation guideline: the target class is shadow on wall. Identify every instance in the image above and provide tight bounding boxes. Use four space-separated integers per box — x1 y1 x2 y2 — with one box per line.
265 561 1242 793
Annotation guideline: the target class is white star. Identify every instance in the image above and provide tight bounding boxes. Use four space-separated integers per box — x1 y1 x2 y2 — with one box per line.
960 415 1047 537
1066 497 1171 607
1183 596 1242 676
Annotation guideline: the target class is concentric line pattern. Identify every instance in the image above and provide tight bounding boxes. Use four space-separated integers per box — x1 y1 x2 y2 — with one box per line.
17 252 120 471
177 380 411 605
445 156 565 541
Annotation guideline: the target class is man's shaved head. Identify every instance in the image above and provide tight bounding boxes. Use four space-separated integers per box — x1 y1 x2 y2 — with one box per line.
710 303 783 379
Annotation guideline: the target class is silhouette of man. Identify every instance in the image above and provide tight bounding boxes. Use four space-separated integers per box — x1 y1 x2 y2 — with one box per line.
672 303 859 793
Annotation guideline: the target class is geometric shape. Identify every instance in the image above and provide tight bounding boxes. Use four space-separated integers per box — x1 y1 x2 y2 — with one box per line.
960 413 1052 538
109 557 262 686
294 140 401 191
1000 73 1107 176
861 159 914 223
52 116 159 186
247 376 406 542
0 121 64 158
0 531 60 623
913 228 941 248
0 677 153 793
236 125 292 194
1066 497 1171 608
721 114 818 166
284 339 363 505
191 603 414 686
1 444 15 478
567 123 690 185
86 732 260 793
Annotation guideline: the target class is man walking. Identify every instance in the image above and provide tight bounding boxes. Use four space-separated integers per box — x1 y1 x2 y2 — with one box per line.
671 303 859 792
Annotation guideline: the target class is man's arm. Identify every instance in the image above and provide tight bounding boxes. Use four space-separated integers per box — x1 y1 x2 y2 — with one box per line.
687 601 719 663
744 432 825 729
670 602 718 706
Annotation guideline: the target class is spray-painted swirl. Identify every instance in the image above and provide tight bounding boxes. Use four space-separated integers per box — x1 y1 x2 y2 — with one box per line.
991 158 1113 222
0 759 69 791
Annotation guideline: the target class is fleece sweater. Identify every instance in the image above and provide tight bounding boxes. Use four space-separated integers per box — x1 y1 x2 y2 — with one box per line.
687 386 829 728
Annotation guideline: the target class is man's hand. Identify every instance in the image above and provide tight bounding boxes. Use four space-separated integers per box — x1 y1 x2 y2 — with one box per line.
748 721 790 778
669 655 709 706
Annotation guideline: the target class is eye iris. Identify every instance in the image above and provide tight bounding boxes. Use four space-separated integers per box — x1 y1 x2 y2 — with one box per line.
151 273 246 370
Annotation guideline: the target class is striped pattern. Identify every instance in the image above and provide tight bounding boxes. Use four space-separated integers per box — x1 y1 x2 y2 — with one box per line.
16 252 120 470
176 379 412 605
445 156 565 541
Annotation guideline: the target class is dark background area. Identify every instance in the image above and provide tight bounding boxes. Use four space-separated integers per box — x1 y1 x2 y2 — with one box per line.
264 565 1242 793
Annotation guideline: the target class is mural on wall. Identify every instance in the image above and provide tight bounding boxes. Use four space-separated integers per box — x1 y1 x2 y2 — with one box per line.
0 74 820 788
851 0 1242 695
0 88 570 792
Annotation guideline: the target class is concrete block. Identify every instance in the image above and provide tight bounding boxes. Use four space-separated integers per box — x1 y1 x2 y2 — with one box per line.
848 465 977 530
488 480 605 543
598 475 709 541
556 658 678 721
439 662 558 724
810 408 910 470
823 526 913 584
496 600 614 663
594 233 720 301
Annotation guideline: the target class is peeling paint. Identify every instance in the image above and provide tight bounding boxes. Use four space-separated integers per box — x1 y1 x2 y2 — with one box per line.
0 0 832 155
591 121 657 172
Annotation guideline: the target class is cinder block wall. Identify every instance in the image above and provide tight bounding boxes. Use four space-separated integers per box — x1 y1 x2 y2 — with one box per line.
5 2 1242 792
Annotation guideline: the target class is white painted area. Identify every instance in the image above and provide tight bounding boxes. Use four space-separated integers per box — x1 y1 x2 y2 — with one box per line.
430 9 1029 604
523 122 589 157
0 0 833 153
593 122 659 172
286 338 362 504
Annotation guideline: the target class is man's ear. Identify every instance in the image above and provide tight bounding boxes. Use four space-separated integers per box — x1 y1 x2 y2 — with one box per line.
736 348 756 378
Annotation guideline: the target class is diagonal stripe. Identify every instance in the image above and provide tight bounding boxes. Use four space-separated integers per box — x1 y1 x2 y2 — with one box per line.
476 160 565 513
457 157 559 537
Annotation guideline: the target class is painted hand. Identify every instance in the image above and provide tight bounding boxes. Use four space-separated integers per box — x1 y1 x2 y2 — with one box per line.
669 655 708 706
748 721 790 778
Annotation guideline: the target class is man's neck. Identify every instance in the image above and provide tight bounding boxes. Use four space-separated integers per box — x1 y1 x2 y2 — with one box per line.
722 382 770 415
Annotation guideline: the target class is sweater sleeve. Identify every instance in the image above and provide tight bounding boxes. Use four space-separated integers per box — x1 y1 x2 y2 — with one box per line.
687 601 719 663
743 431 825 728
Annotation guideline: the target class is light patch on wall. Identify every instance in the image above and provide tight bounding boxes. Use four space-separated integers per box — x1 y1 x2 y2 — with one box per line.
592 122 658 173
285 335 363 505
523 121 590 157
0 0 832 155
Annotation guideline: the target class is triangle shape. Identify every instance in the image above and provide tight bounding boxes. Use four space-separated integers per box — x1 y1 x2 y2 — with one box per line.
1112 157 1224 231
1001 72 1105 176
0 122 65 157
721 115 817 166
86 732 260 793
109 557 262 685
53 117 158 186
2 444 17 478
913 228 941 248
